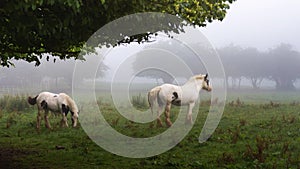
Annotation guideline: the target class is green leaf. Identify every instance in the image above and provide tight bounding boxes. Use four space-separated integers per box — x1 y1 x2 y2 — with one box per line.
31 4 36 10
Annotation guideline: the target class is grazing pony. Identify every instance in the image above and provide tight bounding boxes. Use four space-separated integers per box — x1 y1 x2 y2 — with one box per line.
28 92 79 129
148 74 212 127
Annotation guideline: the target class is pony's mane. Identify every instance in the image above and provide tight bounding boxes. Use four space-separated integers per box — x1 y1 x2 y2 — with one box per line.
189 74 204 81
60 93 78 113
183 74 205 87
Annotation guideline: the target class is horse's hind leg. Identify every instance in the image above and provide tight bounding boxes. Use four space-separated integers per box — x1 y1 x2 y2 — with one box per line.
36 109 42 129
60 104 69 127
156 104 164 127
44 110 51 129
164 102 172 127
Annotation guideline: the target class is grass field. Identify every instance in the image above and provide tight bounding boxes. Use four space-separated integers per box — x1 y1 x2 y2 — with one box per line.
1 91 300 168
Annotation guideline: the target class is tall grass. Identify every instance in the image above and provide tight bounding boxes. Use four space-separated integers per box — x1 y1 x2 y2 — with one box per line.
0 94 31 112
131 93 148 109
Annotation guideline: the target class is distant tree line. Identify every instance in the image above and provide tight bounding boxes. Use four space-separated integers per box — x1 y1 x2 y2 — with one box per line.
133 42 300 90
1 42 299 92
0 59 75 92
0 57 107 93
219 43 300 90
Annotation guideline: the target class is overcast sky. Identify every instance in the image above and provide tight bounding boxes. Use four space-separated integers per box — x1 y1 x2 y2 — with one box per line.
201 0 300 51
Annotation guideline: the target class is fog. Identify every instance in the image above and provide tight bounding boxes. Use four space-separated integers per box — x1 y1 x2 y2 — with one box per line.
201 0 300 51
1 0 300 95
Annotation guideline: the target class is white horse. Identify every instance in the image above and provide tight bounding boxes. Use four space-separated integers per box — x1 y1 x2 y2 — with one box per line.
148 74 212 127
28 92 79 129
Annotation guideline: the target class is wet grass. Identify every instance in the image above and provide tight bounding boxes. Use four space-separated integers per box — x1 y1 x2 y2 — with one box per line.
0 94 300 168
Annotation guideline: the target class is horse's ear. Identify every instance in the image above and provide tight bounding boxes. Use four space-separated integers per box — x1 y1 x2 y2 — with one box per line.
204 73 208 80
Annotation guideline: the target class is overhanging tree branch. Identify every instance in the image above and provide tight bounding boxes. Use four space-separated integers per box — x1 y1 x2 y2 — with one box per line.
0 0 236 67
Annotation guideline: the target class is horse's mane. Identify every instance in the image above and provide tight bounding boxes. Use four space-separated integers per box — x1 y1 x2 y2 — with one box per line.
183 74 205 87
60 93 78 113
188 74 204 82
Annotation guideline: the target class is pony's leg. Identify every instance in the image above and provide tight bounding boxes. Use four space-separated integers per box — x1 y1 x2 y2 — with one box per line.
60 113 69 127
164 102 172 127
60 117 64 127
36 109 42 129
150 103 155 116
156 104 164 127
186 102 195 124
148 93 155 115
44 110 52 129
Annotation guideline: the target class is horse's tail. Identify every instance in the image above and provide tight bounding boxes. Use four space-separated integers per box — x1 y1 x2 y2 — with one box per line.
28 95 38 105
148 86 161 115
147 92 152 108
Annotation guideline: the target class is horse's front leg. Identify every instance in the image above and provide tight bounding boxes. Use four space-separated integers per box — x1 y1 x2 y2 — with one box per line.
44 110 52 129
165 102 172 127
60 113 69 127
186 102 195 124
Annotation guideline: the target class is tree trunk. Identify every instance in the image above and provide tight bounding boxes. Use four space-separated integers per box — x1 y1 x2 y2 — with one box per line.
274 77 295 90
238 77 242 89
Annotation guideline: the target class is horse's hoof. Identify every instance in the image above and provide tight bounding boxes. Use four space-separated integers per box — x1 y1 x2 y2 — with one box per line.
166 119 172 127
156 123 163 128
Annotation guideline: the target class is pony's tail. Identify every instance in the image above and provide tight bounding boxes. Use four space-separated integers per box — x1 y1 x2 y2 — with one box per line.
28 95 38 105
148 86 161 115
147 92 152 109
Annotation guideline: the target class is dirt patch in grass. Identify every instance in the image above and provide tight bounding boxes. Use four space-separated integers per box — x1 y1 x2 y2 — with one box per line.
0 148 38 169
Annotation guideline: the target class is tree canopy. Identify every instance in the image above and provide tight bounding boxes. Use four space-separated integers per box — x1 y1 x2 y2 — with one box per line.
0 0 235 67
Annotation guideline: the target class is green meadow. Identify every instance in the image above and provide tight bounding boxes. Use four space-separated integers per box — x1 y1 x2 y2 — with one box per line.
1 91 300 168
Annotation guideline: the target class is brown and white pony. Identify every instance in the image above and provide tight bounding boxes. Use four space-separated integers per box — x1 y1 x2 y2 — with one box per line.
148 74 212 127
28 92 79 129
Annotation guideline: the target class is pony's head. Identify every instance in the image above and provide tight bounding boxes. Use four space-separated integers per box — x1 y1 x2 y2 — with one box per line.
65 95 79 128
195 74 212 91
70 107 79 127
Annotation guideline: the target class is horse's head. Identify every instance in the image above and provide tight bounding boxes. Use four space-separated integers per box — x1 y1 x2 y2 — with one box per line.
63 95 79 128
71 110 79 127
202 74 212 91
195 74 212 92
69 104 79 128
